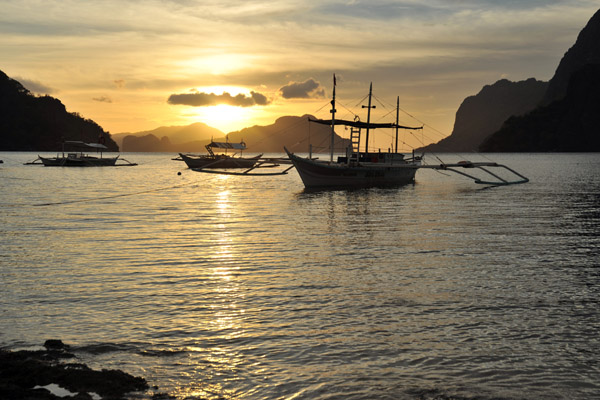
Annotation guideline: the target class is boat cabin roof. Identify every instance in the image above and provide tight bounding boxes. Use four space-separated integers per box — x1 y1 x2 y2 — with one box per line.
208 141 246 150
64 141 108 150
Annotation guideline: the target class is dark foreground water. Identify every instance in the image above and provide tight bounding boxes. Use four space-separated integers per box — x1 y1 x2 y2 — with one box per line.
1 152 599 399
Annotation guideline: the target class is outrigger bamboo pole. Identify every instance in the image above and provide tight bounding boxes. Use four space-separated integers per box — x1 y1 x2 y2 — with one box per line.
362 83 375 153
395 96 399 153
330 74 337 163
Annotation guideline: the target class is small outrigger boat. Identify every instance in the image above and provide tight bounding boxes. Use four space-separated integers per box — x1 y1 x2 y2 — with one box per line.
26 141 137 167
176 140 293 176
286 76 529 188
177 140 264 169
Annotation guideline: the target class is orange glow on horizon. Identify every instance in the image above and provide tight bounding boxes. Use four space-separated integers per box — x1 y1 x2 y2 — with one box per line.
185 104 255 135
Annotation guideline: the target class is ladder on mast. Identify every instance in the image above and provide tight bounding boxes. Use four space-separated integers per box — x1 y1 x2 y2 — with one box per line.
350 127 361 155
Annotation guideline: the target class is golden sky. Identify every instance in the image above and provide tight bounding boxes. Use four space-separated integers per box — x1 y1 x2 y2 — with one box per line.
1 1 598 150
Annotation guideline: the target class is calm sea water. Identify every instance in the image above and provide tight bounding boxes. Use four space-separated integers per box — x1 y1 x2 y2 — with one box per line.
1 152 599 399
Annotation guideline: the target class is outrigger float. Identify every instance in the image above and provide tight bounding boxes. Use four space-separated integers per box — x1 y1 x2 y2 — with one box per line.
284 75 528 188
25 141 137 167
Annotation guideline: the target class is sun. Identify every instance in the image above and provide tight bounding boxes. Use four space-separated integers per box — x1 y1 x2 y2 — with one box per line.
176 86 263 134
189 104 254 134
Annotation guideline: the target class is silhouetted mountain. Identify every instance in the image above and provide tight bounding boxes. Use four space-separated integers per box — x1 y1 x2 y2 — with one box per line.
480 64 600 152
541 8 600 105
113 122 225 151
481 8 600 152
418 78 548 152
121 133 223 152
116 115 345 153
0 70 118 151
226 115 349 153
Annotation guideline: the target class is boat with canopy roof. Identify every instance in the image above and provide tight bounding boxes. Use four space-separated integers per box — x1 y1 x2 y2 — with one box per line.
27 140 137 167
176 140 294 176
285 75 529 188
176 140 262 169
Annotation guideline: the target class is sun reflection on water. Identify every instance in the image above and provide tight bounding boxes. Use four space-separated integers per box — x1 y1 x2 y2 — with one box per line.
185 183 251 399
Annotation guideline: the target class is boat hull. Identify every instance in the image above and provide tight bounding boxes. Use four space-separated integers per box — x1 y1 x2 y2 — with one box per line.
179 153 261 169
39 156 119 167
286 151 419 188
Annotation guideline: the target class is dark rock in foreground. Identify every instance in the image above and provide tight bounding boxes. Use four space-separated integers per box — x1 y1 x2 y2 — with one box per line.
0 341 148 400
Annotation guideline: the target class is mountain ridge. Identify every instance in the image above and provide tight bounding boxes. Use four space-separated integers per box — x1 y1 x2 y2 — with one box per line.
481 8 600 152
417 78 548 153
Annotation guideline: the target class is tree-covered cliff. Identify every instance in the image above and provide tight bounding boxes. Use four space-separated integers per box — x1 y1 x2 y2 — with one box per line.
0 70 118 151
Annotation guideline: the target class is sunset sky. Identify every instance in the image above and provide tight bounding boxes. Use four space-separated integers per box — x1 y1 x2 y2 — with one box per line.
1 1 598 150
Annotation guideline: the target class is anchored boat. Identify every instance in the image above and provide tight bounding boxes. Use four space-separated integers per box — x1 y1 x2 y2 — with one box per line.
176 140 263 169
26 141 137 167
178 140 293 176
286 76 528 188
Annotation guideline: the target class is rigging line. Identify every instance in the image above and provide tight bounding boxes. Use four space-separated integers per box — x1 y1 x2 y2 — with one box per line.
31 181 200 207
355 94 369 107
382 101 498 164
314 101 330 114
396 105 448 140
337 101 360 119
371 94 390 111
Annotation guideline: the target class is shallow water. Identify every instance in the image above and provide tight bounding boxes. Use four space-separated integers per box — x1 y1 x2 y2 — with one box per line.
1 152 599 399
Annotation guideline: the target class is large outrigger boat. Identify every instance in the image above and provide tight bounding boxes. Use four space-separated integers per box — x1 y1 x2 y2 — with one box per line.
26 141 137 167
285 76 529 188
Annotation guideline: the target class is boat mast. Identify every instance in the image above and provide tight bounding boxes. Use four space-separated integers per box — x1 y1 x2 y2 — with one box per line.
330 74 337 163
395 96 399 153
362 83 375 153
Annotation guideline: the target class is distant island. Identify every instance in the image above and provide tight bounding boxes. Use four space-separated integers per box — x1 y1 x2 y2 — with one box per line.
113 115 347 153
112 122 227 152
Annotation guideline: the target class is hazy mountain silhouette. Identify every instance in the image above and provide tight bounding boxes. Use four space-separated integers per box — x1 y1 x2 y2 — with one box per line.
481 8 600 152
417 78 548 153
116 115 347 153
0 70 118 151
113 122 225 152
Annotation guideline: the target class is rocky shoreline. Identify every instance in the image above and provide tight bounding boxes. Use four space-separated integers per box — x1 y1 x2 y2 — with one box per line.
0 340 164 400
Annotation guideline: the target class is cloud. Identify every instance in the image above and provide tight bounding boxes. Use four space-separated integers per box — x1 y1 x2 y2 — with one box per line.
92 96 112 103
15 77 54 94
167 90 271 107
279 78 325 99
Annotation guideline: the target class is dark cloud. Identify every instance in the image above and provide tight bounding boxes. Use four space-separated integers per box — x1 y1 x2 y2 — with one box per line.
279 78 325 99
92 96 113 103
167 90 271 107
16 77 54 94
